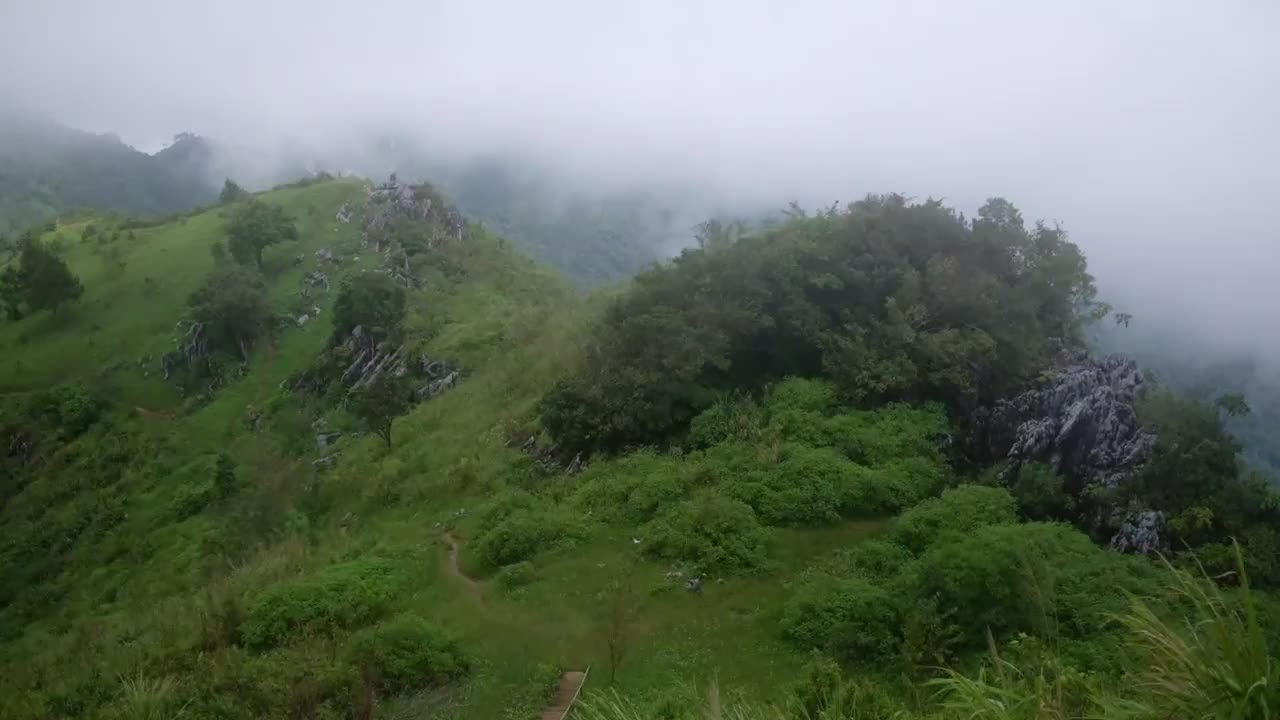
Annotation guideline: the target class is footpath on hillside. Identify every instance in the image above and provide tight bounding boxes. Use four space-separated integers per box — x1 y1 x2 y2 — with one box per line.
438 533 589 719
440 531 483 603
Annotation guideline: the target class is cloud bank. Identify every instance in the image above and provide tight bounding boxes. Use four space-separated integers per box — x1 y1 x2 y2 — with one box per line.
2 0 1277 358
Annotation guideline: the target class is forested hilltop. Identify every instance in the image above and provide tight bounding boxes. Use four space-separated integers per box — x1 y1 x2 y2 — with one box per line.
0 176 1275 720
0 113 217 235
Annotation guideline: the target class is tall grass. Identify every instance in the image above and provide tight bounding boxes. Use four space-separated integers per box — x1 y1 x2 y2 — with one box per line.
929 544 1278 720
119 673 186 720
1117 545 1277 720
928 634 1098 720
578 682 787 720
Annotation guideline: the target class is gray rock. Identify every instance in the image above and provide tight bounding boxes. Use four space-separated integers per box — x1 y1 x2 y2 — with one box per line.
301 270 331 296
973 353 1164 551
685 577 702 593
973 353 1156 492
315 431 342 450
313 453 340 469
1110 510 1167 554
161 321 210 380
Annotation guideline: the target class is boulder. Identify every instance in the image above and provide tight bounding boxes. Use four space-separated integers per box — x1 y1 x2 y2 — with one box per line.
315 431 342 450
1110 510 1168 554
973 353 1156 492
972 353 1162 550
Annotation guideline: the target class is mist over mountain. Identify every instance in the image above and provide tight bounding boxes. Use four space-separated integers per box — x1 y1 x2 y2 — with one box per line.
0 110 217 234
4 4 1280 717
4 1 1275 359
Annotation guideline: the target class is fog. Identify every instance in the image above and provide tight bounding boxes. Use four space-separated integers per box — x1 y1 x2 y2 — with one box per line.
2 0 1277 361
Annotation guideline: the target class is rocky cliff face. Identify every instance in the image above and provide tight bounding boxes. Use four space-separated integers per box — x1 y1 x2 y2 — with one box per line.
973 353 1164 551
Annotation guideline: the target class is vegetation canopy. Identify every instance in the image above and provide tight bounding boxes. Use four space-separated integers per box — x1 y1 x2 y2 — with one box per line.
0 175 1275 720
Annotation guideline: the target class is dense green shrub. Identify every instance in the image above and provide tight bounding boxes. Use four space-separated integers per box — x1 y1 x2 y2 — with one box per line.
240 559 400 649
39 384 103 439
888 485 1018 553
1008 462 1073 520
803 540 911 584
475 488 535 533
816 403 950 466
791 655 902 719
721 444 854 525
687 394 765 448
542 196 1104 452
764 378 837 434
494 560 538 591
782 576 901 663
1187 526 1280 588
225 200 297 268
331 273 406 344
475 507 582 568
839 458 940 518
346 616 469 693
640 492 770 573
909 523 1155 646
572 451 690 523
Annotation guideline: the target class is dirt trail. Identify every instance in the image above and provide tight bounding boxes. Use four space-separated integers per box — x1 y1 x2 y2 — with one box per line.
439 533 588 717
540 670 588 720
133 406 176 420
440 532 484 603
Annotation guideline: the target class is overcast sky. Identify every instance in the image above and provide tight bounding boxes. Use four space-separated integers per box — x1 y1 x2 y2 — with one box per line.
1 0 1277 360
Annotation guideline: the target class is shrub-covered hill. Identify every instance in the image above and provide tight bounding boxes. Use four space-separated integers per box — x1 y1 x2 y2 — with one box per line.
0 181 1276 720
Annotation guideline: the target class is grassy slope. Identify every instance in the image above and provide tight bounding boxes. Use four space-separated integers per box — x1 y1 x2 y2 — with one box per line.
0 179 887 719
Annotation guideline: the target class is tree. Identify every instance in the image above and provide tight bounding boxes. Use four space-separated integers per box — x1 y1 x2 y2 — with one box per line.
188 266 271 360
349 375 411 448
599 572 638 683
226 200 297 268
219 179 249 204
213 453 238 499
331 273 407 344
0 234 84 318
1216 393 1251 418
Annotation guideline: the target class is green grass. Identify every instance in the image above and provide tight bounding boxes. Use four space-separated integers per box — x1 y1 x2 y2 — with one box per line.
0 179 368 405
0 178 901 718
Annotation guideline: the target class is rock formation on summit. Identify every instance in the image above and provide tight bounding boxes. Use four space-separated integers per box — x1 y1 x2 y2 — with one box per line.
972 353 1164 551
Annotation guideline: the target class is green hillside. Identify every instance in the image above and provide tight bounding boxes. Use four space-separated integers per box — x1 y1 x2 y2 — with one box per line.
1 179 1276 720
0 113 215 236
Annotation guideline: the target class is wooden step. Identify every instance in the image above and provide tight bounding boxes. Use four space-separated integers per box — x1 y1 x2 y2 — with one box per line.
539 669 588 720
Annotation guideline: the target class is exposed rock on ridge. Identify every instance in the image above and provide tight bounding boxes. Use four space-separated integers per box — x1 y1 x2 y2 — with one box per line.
972 353 1163 551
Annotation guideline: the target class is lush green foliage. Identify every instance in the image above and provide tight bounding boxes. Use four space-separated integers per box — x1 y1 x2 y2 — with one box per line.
346 616 470 693
639 492 770 573
226 200 298 268
1 175 1275 720
348 374 412 447
0 234 85 318
187 264 271 359
331 272 407 343
543 196 1106 453
474 502 587 568
1131 390 1280 575
239 558 401 649
219 178 250 204
888 485 1018 553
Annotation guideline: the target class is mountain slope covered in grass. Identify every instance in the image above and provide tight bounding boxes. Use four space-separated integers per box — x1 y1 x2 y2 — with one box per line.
1 177 1276 720
0 113 216 235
